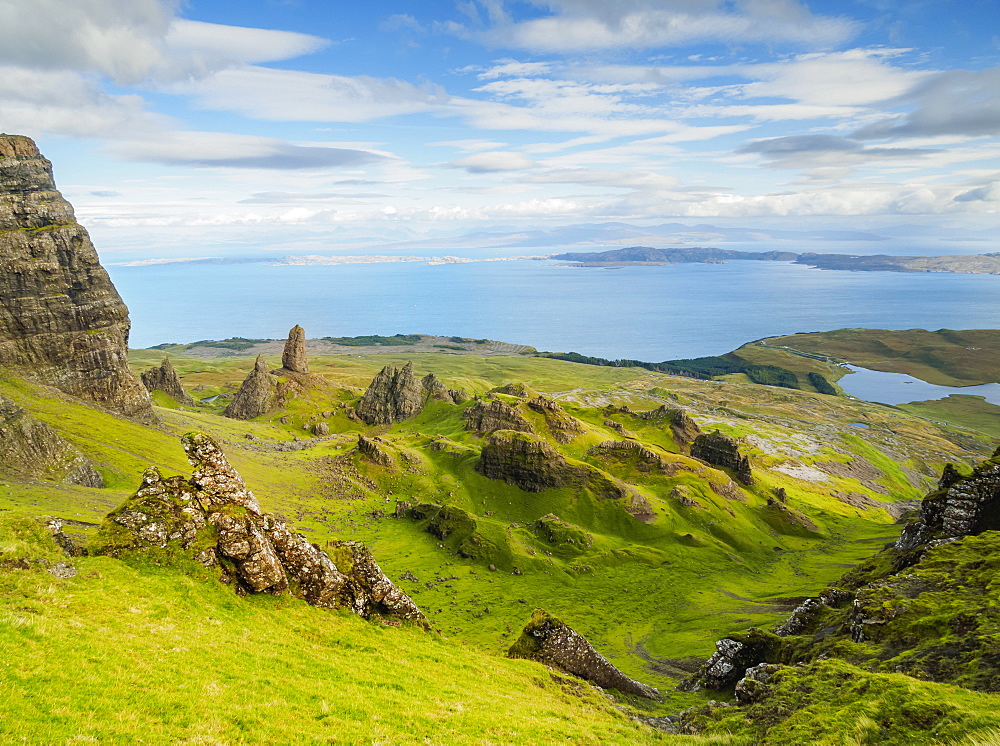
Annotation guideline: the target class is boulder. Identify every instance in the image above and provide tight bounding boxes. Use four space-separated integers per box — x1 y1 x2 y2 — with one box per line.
0 135 156 424
141 358 195 406
509 609 660 700
223 356 278 420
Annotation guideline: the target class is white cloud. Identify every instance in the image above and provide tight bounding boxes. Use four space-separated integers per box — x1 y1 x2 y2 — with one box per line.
447 151 538 172
428 139 511 152
471 0 857 52
108 131 389 170
174 66 449 122
477 59 556 79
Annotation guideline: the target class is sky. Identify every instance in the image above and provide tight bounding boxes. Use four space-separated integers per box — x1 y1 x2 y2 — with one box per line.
2 0 999 258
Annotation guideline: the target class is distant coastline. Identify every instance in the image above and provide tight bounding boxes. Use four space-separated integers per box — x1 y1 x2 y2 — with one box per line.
553 246 1000 275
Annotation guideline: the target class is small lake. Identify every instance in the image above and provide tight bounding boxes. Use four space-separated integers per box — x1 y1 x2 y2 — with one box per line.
838 365 1000 405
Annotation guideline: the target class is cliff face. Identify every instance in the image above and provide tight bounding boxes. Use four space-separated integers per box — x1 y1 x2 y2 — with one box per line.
355 362 424 425
0 135 156 425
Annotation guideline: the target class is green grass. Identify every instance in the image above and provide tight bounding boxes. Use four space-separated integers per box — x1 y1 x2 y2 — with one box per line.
900 395 1000 439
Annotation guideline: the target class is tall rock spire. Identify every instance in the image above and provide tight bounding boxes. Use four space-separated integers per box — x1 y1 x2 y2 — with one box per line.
223 355 277 419
0 135 157 425
281 324 308 374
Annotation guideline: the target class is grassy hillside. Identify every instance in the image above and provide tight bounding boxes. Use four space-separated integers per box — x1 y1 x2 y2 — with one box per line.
2 345 997 741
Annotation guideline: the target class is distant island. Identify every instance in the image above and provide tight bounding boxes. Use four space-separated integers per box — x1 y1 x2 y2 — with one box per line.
553 246 1000 275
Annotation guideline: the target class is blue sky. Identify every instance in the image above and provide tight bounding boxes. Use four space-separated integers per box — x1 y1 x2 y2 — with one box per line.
2 0 999 258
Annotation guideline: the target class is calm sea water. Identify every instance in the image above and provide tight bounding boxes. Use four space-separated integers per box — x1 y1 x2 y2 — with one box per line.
838 366 1000 405
108 259 1000 363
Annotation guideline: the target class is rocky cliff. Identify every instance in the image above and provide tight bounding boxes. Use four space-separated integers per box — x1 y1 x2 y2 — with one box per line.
464 398 534 435
0 135 156 424
0 393 103 487
223 355 277 419
96 432 425 623
691 430 754 485
356 362 424 425
141 358 194 406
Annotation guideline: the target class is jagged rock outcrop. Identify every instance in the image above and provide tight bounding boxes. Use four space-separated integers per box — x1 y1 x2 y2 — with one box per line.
281 325 308 374
96 432 425 624
0 394 103 487
356 435 392 466
691 430 754 486
476 430 626 500
640 404 703 445
509 609 660 700
527 396 583 444
895 447 1000 555
0 135 156 425
356 362 424 425
141 358 195 406
223 356 277 419
464 398 533 435
420 373 463 405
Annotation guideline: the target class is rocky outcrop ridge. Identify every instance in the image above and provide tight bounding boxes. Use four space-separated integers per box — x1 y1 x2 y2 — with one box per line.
509 609 660 699
476 430 626 500
464 398 533 435
141 358 194 406
527 396 583 444
96 432 425 624
223 356 277 419
0 135 156 424
281 325 308 374
421 373 465 405
0 394 103 487
691 430 754 486
356 362 424 425
640 404 703 445
895 448 1000 555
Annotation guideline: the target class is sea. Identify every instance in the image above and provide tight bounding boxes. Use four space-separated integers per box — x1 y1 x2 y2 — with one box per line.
105 255 1000 405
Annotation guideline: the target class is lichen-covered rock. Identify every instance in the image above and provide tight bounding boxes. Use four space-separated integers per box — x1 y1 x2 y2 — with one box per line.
734 663 782 705
356 362 425 425
0 394 103 487
95 433 426 624
464 399 534 436
0 135 157 425
679 628 784 692
312 421 330 437
223 356 277 420
509 609 660 699
141 358 195 406
281 324 308 374
691 430 754 486
356 435 392 466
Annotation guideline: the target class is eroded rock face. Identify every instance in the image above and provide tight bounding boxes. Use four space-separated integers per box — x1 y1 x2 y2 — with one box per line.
464 398 534 435
223 356 277 420
896 449 1000 554
141 358 194 406
0 135 156 424
96 432 425 624
281 324 308 374
640 404 703 445
691 430 754 486
509 609 660 699
527 396 583 444
356 362 424 425
0 394 104 487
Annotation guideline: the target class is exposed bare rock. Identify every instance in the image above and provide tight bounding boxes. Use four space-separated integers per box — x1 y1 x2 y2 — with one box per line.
509 609 660 700
734 663 782 705
0 135 156 424
141 358 195 406
895 449 1000 555
491 382 535 398
223 356 277 420
464 398 533 435
356 435 392 466
356 362 424 425
591 439 674 474
691 430 754 486
0 394 103 487
95 433 425 624
312 421 330 437
281 324 308 374
476 430 626 500
527 396 583 444
640 404 703 445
